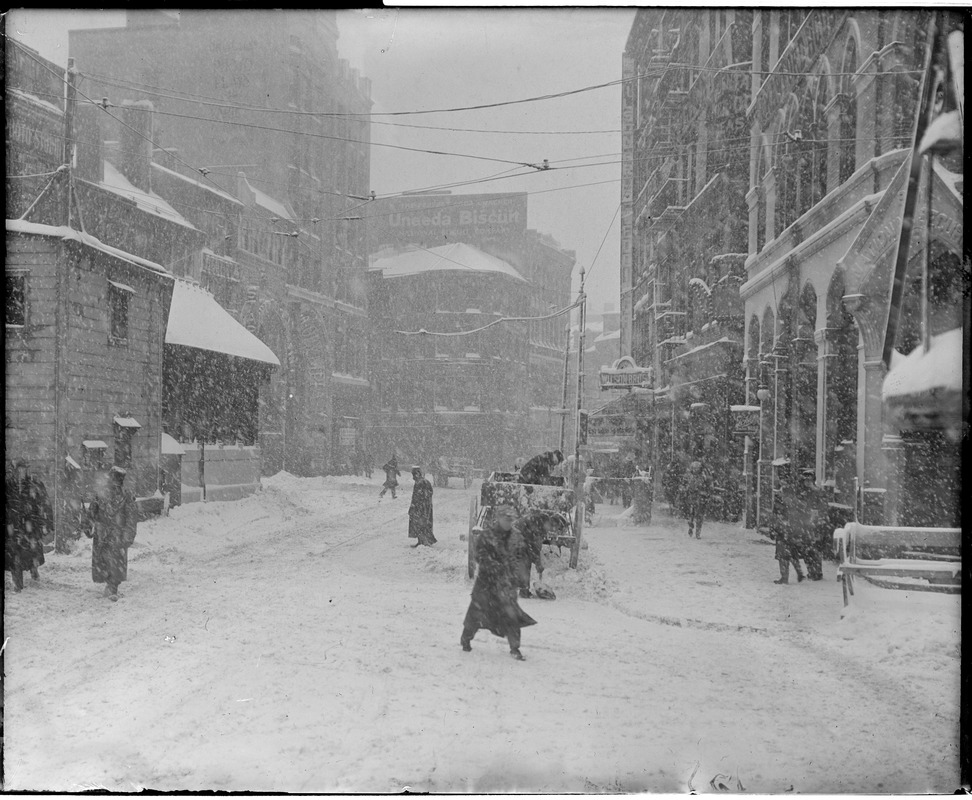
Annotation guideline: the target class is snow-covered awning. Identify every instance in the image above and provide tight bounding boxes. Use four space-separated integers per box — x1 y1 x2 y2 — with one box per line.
370 243 527 282
113 416 141 429
165 280 280 365
883 328 962 401
161 432 186 456
83 440 108 450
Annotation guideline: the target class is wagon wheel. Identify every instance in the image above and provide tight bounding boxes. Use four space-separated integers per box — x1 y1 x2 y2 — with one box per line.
467 496 479 578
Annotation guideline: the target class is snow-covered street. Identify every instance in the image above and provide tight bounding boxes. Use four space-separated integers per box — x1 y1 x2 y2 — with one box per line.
3 473 961 793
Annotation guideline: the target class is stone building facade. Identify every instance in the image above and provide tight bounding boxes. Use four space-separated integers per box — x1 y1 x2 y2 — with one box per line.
69 9 373 475
365 192 575 469
621 9 753 521
742 9 963 528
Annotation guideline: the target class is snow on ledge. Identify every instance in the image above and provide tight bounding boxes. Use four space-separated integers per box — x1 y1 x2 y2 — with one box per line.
883 328 963 401
6 219 171 277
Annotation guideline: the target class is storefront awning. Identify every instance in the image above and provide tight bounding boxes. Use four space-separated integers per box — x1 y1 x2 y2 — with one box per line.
165 280 280 365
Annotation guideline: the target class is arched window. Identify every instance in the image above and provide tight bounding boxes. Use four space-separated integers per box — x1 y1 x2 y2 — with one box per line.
776 97 802 232
809 70 830 205
838 36 858 183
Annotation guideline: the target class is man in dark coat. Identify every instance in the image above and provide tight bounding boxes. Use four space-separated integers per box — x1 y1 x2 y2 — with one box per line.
378 455 400 499
5 460 53 591
519 449 564 485
793 468 826 580
510 510 549 598
408 467 436 547
766 476 807 585
680 460 712 539
461 505 537 660
86 466 138 601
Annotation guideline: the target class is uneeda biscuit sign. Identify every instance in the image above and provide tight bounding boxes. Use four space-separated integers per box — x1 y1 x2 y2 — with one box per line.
368 193 528 249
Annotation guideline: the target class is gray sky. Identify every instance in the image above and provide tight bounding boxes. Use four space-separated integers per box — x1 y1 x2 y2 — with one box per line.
7 7 634 315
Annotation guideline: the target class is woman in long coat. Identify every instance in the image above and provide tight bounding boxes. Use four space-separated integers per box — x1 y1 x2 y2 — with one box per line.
87 467 138 601
408 467 436 546
461 505 536 660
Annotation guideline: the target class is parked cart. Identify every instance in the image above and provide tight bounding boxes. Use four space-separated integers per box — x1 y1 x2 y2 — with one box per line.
466 471 578 578
433 455 475 489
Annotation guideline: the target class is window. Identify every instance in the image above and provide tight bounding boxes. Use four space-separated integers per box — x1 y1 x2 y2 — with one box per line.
6 273 27 327
108 281 132 342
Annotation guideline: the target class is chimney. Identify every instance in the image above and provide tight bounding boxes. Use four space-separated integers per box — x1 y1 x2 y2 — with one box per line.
118 99 154 193
74 101 104 184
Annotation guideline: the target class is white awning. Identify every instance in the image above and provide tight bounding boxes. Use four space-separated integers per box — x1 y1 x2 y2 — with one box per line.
83 440 108 449
165 280 280 365
161 432 186 455
113 416 141 428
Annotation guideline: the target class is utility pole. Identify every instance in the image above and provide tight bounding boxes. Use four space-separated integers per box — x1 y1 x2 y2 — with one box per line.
62 58 78 227
569 269 587 569
558 320 571 453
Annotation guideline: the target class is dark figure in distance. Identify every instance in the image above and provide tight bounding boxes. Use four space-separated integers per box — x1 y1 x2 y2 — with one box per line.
378 455 400 499
519 449 564 486
408 467 436 547
86 466 139 601
680 460 711 539
765 468 806 585
790 468 826 580
461 505 537 661
510 509 550 598
5 459 53 591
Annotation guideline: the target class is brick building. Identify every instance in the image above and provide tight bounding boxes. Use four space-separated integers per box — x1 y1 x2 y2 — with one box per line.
69 9 373 475
365 192 575 469
619 9 965 529
621 9 752 521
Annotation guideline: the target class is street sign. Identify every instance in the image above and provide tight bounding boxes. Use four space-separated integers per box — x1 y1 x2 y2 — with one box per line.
599 356 653 390
730 404 760 437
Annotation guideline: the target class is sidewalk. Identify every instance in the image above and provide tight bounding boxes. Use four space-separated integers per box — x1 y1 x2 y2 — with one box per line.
585 502 869 635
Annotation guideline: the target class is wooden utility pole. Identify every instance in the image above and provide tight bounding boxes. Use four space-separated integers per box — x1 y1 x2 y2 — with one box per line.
569 270 587 569
558 320 571 453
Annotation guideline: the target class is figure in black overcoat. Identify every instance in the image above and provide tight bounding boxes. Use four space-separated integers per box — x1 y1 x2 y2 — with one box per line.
4 460 53 591
378 455 400 499
408 467 436 547
86 467 138 601
519 450 564 485
461 505 537 660
510 510 548 598
680 460 712 539
767 491 806 585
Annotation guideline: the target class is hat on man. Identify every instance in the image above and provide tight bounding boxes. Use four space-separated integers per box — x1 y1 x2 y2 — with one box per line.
494 504 516 518
111 465 128 475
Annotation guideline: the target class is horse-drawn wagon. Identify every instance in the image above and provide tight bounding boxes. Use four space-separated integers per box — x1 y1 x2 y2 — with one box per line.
466 471 578 578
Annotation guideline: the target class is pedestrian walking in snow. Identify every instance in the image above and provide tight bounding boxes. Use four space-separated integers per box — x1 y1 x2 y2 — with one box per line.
764 465 806 584
510 509 548 598
791 468 826 581
4 459 53 592
86 466 139 601
680 460 711 539
461 505 536 661
378 455 400 499
408 467 436 547
519 449 564 486
663 457 685 515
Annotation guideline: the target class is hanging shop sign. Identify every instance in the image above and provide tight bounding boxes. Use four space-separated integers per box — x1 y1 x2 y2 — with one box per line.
730 404 761 437
599 356 653 390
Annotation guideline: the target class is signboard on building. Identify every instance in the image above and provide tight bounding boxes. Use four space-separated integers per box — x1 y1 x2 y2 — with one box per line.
730 404 761 437
367 192 528 251
599 356 653 390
